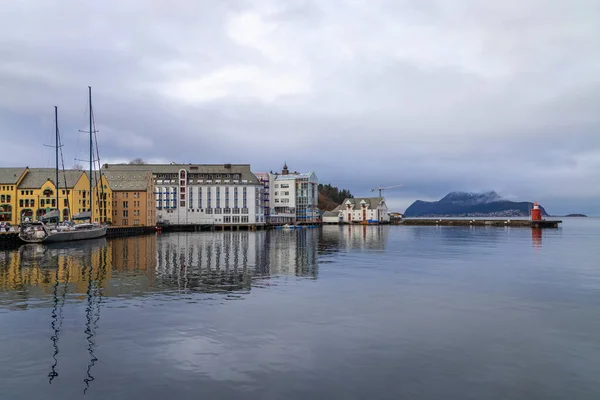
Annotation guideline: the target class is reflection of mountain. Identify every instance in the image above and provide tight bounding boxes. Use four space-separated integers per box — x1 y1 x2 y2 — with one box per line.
320 225 389 253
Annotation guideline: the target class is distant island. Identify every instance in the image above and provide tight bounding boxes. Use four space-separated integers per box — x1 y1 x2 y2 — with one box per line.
404 191 549 218
564 214 587 217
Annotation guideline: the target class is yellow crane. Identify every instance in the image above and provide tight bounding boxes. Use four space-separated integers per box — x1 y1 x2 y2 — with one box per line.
371 184 403 198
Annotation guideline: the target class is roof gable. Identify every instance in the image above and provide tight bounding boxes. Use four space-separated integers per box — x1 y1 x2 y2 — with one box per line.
0 167 28 185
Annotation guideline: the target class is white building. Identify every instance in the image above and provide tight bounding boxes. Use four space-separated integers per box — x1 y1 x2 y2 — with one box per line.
255 163 319 225
332 197 389 224
103 163 265 226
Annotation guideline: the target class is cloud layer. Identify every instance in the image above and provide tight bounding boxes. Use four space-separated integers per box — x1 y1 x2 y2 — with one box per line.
1 0 599 214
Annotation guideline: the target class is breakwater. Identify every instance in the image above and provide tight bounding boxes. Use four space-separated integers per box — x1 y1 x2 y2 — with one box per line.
402 219 561 228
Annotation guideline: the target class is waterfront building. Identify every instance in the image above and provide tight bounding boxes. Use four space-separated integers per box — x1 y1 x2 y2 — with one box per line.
0 167 113 224
103 163 265 226
255 163 319 225
16 169 92 223
332 197 390 224
0 167 28 225
104 170 155 227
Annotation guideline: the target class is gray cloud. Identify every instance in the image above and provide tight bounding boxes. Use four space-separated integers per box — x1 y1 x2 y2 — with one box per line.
1 0 599 214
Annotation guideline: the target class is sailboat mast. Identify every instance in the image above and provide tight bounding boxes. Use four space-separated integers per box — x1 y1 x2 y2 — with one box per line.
88 86 93 218
55 106 59 217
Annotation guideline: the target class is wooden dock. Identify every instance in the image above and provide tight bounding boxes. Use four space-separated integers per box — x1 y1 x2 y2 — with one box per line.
401 219 561 228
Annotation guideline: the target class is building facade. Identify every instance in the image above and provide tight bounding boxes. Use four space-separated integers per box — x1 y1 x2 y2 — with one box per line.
0 167 113 225
103 163 265 226
0 168 28 225
105 170 155 227
255 163 319 225
332 197 390 224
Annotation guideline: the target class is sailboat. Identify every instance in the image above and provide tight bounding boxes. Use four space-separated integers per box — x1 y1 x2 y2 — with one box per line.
19 87 108 243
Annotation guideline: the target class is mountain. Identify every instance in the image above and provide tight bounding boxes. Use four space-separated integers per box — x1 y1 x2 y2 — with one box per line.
404 191 549 217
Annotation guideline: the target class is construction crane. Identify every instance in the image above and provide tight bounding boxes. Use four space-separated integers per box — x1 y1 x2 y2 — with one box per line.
371 184 403 198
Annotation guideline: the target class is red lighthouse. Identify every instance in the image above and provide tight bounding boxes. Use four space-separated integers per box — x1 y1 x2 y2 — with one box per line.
531 202 543 221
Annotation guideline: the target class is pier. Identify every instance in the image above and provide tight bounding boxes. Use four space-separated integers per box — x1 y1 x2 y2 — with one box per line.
401 219 561 228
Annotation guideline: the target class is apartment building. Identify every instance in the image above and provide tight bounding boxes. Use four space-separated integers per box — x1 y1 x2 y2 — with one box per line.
256 163 319 224
103 163 265 226
104 170 155 227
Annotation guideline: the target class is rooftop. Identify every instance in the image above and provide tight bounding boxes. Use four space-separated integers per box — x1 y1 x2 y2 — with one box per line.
18 169 86 189
333 197 385 211
0 168 28 184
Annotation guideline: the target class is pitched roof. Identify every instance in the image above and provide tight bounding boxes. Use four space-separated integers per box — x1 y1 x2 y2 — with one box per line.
18 168 86 189
104 170 151 191
103 163 260 184
333 197 384 211
0 168 28 184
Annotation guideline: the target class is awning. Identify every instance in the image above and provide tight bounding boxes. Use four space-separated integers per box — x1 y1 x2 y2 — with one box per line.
40 209 60 221
72 211 92 220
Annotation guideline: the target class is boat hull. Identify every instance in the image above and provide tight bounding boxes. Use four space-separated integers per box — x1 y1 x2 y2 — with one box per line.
20 226 107 243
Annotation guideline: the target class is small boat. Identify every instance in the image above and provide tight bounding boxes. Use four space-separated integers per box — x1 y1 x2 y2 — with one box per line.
19 87 107 244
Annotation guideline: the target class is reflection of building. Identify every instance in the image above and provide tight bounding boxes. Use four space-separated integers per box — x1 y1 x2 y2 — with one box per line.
320 224 389 251
0 230 319 308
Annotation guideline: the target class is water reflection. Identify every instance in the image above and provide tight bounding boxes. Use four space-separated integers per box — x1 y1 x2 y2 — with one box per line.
319 225 388 253
532 228 542 249
0 230 323 308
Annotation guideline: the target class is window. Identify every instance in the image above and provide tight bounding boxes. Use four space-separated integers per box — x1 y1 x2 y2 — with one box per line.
224 216 231 223
51 199 56 207
64 199 68 207
123 201 128 208
281 184 289 188
19 199 23 207
134 210 140 216
123 219 128 226
123 210 129 217
133 219 139 226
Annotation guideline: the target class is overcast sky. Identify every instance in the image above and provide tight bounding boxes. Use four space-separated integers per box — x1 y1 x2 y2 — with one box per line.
1 0 599 214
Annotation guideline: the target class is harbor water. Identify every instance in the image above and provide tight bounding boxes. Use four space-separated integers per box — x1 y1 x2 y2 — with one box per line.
1 219 600 399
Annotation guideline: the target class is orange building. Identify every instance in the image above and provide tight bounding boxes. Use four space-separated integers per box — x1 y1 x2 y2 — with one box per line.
105 170 155 227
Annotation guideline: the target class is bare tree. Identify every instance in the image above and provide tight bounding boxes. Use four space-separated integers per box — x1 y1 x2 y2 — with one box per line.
129 158 147 165
73 163 84 170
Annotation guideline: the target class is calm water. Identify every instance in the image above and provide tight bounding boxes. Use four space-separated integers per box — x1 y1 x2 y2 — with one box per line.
1 220 600 399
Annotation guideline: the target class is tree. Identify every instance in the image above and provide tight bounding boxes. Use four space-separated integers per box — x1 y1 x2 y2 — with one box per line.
129 158 147 165
73 163 84 171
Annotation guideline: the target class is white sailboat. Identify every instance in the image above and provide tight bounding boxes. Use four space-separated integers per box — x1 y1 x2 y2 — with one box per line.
20 87 108 243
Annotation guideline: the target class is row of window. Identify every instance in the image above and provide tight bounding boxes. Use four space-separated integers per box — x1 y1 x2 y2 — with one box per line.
223 216 249 223
1 186 14 191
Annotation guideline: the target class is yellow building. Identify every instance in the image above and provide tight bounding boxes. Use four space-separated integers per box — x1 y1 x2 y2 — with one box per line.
104 170 155 227
15 168 92 223
0 167 28 225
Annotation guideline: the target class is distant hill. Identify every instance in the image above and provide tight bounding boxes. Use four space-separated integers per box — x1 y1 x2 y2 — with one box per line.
318 184 353 211
404 191 549 217
565 214 587 217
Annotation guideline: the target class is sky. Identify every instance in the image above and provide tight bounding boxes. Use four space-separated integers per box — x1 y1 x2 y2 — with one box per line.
1 0 599 215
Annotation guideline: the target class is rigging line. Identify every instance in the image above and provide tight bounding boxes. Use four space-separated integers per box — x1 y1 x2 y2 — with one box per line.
92 106 106 220
57 125 72 220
